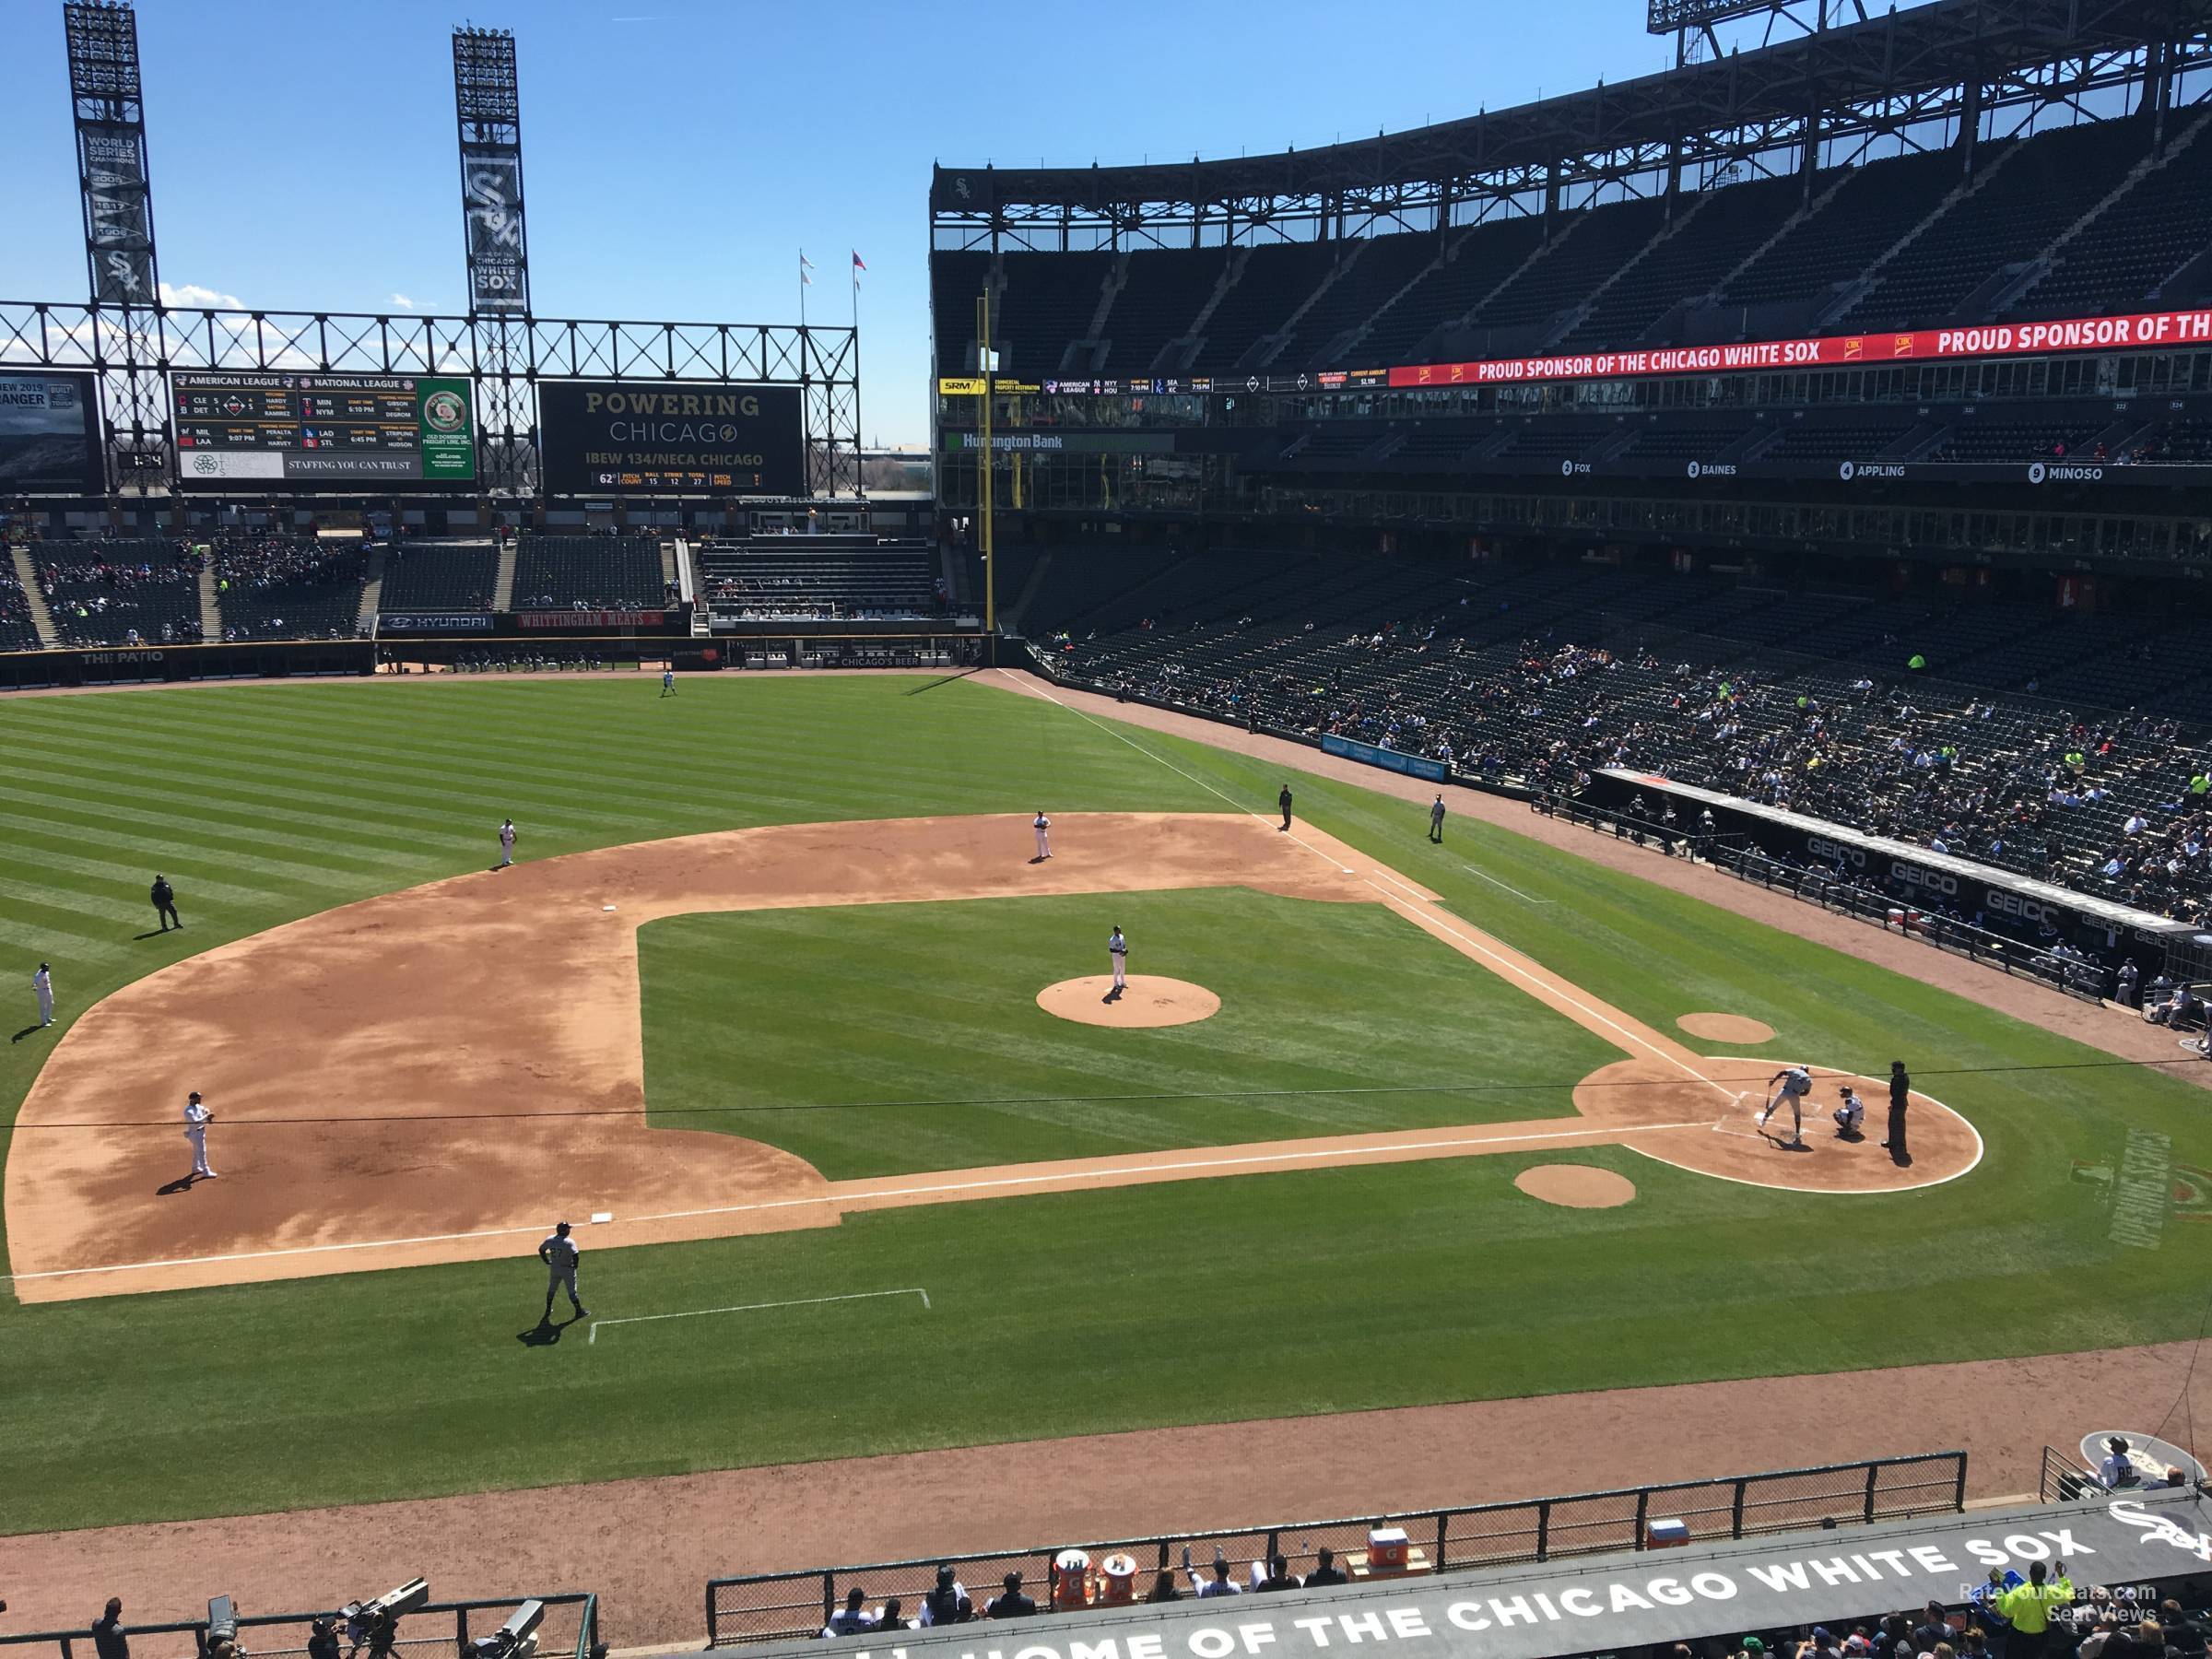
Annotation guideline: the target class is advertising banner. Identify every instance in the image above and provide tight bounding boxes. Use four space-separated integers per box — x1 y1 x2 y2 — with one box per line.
1389 309 2212 390
378 612 494 632
0 371 104 495
518 610 666 629
537 380 805 496
1323 732 1450 782
78 121 157 306
777 1494 2212 1659
461 145 528 314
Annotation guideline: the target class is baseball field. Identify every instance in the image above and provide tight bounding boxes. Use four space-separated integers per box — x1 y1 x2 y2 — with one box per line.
1 669 2207 1583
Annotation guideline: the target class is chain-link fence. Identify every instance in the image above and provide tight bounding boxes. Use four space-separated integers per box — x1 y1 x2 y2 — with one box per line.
0 1596 596 1659
704 1453 1969 1645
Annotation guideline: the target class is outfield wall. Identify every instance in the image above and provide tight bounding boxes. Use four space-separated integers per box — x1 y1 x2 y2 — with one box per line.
0 640 374 690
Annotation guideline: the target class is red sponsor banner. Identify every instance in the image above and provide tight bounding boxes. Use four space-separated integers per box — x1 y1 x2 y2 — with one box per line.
1384 308 2212 390
517 609 665 629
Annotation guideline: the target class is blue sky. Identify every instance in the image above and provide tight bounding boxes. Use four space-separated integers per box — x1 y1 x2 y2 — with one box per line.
5 0 1811 446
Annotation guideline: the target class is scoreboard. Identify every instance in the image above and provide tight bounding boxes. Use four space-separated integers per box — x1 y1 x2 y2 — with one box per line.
171 372 477 489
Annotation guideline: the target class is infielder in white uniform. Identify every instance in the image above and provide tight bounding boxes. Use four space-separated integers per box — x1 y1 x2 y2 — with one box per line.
539 1220 588 1321
183 1089 217 1179
1107 924 1128 998
498 818 517 868
1032 810 1053 861
33 962 53 1029
1759 1065 1812 1146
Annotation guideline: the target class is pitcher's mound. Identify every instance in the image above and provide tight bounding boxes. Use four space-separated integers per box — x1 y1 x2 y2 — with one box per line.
1038 975 1221 1028
1678 1011 1776 1044
1514 1164 1637 1208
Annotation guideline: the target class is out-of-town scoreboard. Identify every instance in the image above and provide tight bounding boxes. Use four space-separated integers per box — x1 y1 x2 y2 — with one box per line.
171 371 477 488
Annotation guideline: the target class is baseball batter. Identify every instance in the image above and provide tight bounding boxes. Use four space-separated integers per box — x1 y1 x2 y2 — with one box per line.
33 961 53 1029
498 818 517 868
539 1220 588 1321
183 1090 217 1180
1759 1065 1812 1146
1033 810 1053 860
1108 924 1128 995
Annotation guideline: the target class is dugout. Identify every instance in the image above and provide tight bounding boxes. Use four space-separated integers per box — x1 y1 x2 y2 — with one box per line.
1592 769 2206 978
767 1489 2212 1659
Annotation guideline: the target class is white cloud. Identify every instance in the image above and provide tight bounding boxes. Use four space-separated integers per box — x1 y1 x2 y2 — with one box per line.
392 292 417 309
159 280 245 311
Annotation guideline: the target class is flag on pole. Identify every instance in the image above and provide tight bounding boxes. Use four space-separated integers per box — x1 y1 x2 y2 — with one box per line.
800 250 816 286
852 251 866 275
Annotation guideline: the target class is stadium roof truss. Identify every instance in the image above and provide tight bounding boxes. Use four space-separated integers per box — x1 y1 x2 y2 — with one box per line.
930 0 2212 252
0 300 865 498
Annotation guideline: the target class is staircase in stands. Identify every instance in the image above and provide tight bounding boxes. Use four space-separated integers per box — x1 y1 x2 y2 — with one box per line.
355 547 386 633
491 537 518 611
8 547 62 649
197 559 222 641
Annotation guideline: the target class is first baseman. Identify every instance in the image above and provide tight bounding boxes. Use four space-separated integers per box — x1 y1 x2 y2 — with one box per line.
183 1089 217 1180
539 1220 587 1321
498 818 517 868
1107 924 1128 997
1033 810 1053 861
33 962 53 1029
1759 1065 1812 1147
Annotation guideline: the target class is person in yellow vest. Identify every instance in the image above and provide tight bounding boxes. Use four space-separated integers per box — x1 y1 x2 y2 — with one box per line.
1995 1559 2076 1659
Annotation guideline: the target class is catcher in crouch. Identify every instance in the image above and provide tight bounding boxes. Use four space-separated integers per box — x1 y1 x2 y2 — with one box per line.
1758 1064 1814 1147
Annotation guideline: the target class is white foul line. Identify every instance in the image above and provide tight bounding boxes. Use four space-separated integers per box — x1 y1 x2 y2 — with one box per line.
588 1287 929 1345
8 1119 1716 1284
1460 863 1554 905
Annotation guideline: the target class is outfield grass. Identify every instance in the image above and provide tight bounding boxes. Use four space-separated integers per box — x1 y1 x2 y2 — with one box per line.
1 674 2206 1535
639 888 1609 1176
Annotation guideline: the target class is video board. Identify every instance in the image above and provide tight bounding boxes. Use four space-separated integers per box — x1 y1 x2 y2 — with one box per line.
0 371 103 495
536 379 804 496
171 372 477 489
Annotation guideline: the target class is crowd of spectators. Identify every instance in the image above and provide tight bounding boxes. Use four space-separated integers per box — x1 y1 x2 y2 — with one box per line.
1061 606 2212 924
211 533 370 641
35 540 205 645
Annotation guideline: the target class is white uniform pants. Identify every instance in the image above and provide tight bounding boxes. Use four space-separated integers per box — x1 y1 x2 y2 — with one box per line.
1111 952 1126 989
186 1127 213 1176
500 841 514 867
548 1264 582 1311
36 983 53 1026
1035 827 1051 857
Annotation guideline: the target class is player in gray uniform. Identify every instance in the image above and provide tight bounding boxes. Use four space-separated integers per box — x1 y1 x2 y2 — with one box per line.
1107 924 1128 1000
1429 794 1446 843
1759 1065 1813 1147
538 1220 588 1321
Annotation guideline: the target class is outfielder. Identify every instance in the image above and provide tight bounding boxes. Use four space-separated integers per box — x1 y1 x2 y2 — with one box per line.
498 818 517 868
1759 1064 1812 1146
661 666 677 698
1033 810 1053 861
1107 924 1128 997
183 1089 217 1180
539 1220 588 1321
33 961 53 1029
1429 794 1446 843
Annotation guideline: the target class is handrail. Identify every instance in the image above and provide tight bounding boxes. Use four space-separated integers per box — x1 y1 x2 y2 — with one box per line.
702 1452 1968 1645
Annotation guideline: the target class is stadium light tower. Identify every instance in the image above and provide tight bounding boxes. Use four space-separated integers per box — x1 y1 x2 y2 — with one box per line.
63 0 163 492
453 24 532 496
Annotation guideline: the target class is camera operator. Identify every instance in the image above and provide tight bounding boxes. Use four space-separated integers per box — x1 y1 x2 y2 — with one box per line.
310 1617 341 1659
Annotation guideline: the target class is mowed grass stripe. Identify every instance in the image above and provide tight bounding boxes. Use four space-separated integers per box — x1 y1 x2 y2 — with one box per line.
0 677 2206 1540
